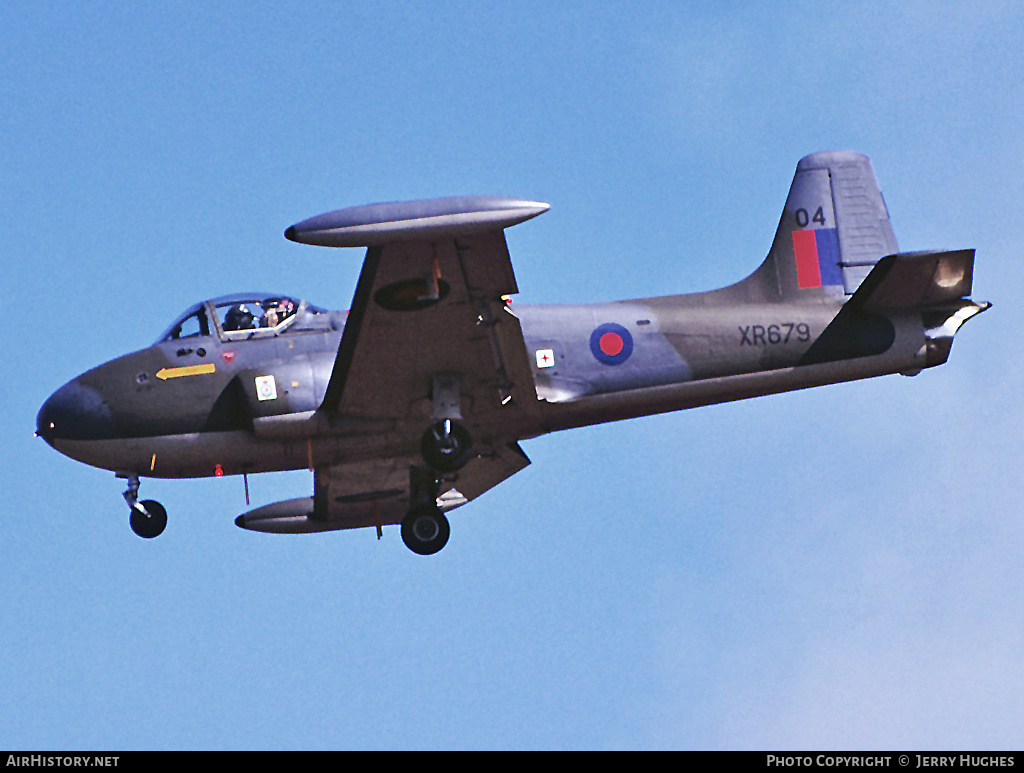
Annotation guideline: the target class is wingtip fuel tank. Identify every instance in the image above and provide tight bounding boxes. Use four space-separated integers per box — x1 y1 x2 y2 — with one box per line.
285 195 550 248
235 498 326 534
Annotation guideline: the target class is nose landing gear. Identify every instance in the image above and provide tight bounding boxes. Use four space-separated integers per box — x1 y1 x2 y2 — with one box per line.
120 474 167 539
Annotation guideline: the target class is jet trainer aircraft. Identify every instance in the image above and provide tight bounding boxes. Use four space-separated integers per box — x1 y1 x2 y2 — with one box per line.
37 151 988 554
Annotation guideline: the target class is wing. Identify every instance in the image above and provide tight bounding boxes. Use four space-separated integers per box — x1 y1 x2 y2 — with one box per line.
235 442 530 534
287 195 548 435
252 197 548 536
322 231 539 420
314 440 531 530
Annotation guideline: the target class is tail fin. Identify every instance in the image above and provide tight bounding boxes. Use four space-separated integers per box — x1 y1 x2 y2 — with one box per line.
757 151 900 301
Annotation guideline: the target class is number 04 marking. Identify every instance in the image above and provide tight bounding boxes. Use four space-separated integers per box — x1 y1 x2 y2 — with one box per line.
795 207 827 227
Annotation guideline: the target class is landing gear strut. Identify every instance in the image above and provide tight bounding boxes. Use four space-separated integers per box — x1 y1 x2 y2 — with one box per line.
120 474 167 539
420 372 474 472
401 373 469 554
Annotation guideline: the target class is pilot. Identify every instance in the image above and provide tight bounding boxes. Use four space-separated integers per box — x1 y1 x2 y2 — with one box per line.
261 297 295 328
224 304 256 331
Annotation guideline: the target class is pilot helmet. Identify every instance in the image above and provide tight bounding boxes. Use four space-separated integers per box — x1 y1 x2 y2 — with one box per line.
225 304 256 331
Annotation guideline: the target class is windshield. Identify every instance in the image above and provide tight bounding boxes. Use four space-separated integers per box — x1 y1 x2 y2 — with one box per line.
158 303 210 342
215 297 297 334
157 294 330 344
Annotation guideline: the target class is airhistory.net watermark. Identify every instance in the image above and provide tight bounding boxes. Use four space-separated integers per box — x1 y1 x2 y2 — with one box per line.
6 757 119 767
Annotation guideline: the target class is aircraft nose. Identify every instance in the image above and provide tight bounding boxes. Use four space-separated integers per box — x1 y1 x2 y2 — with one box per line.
36 380 116 443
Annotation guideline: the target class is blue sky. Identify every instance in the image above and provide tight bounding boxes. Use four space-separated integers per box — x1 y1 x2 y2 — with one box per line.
3 1 1022 750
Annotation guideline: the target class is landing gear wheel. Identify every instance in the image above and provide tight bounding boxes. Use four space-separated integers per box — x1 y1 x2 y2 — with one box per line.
401 505 450 555
130 500 167 539
420 420 473 472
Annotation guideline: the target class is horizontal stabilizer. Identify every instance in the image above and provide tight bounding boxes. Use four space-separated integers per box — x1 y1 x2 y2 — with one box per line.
848 249 976 310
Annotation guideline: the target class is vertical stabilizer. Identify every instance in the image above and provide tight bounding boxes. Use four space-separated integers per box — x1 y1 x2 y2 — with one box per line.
764 151 899 301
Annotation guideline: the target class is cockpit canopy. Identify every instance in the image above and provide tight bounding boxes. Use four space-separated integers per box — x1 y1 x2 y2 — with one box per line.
158 293 331 344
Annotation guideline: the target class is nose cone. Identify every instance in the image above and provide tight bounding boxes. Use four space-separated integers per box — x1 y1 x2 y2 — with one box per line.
37 380 116 444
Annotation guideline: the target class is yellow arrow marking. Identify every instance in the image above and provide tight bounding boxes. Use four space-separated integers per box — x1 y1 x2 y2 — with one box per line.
156 363 216 380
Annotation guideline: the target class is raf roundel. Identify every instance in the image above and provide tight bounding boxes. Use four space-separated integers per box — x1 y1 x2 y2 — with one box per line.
589 323 633 366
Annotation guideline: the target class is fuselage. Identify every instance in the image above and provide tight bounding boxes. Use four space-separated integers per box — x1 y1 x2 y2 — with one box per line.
36 286 939 481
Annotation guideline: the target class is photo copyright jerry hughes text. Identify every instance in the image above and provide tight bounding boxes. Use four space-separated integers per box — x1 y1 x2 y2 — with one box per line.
6 758 118 768
767 757 1016 769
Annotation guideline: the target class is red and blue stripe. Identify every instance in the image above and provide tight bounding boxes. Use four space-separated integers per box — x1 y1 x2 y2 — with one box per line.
793 228 842 289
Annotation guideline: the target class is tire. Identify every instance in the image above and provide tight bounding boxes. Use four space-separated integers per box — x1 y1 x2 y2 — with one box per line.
130 500 167 539
401 506 450 555
420 421 473 472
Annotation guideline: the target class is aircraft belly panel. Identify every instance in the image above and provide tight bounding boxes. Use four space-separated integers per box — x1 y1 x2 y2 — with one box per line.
48 431 311 479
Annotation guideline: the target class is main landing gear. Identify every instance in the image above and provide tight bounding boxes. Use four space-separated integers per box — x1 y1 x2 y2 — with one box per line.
420 419 473 472
401 502 450 555
400 465 455 555
399 373 474 555
121 474 167 539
